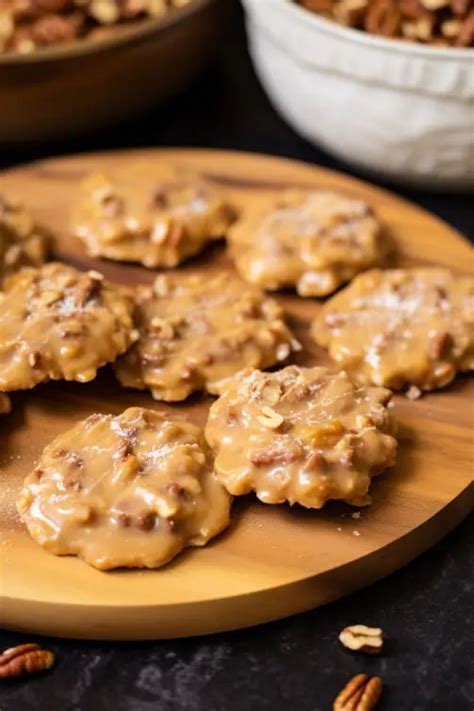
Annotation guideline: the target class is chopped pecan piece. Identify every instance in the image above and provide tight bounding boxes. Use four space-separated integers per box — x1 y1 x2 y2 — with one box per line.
365 0 401 35
296 0 473 45
428 330 452 359
167 482 186 497
250 446 297 466
406 384 422 400
257 405 284 429
74 275 101 308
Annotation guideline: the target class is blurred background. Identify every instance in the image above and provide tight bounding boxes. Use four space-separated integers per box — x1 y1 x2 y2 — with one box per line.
1 0 472 237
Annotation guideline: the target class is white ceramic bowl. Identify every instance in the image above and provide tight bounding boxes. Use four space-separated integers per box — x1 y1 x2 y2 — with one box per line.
241 0 474 189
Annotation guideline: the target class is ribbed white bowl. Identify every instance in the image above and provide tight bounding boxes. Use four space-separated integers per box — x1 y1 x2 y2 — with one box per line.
242 0 474 189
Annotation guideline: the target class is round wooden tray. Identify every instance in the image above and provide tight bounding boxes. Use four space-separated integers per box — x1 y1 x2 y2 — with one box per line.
1 149 472 640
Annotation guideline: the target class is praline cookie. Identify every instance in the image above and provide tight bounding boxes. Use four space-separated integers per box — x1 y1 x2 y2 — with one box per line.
228 190 386 296
115 272 301 401
312 268 474 391
72 163 235 268
17 407 231 570
205 365 397 508
0 194 48 286
0 262 137 391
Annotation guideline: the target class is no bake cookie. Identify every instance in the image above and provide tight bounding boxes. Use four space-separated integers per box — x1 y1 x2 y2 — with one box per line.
0 194 48 287
228 190 386 297
72 164 235 268
312 268 474 391
17 407 231 570
115 271 300 401
205 365 397 508
0 262 137 391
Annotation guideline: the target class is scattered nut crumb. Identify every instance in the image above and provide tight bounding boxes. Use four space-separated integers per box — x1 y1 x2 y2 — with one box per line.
406 385 422 400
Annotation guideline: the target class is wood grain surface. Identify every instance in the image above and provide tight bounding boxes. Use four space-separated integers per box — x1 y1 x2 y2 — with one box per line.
0 149 472 640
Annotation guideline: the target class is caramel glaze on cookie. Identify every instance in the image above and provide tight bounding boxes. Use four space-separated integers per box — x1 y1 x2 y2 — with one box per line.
17 407 231 570
0 262 138 391
228 190 387 297
313 268 474 391
72 163 236 268
115 272 301 402
205 366 397 509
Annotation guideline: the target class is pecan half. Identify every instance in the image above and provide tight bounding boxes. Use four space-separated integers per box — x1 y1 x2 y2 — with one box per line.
339 624 384 654
365 0 401 36
333 674 383 710
0 643 55 678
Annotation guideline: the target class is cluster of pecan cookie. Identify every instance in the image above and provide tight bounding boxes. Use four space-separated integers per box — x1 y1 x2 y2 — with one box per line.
0 0 193 54
2 164 472 574
297 0 474 46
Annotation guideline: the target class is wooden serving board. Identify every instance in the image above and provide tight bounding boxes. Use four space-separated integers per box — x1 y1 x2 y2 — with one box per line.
0 149 472 640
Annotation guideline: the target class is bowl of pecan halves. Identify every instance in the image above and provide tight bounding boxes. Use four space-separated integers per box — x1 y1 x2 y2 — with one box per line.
0 0 230 143
241 0 473 188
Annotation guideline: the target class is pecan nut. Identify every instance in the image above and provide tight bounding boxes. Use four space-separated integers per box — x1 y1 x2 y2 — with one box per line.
257 405 284 429
333 674 383 711
296 0 474 46
0 643 55 678
339 624 384 654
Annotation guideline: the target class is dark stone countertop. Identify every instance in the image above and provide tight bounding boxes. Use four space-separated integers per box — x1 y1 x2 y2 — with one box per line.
1 4 473 710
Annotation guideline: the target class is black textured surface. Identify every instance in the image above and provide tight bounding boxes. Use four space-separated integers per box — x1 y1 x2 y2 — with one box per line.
1 4 473 710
